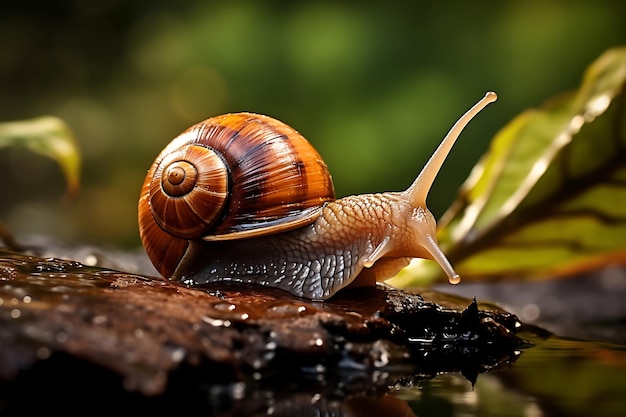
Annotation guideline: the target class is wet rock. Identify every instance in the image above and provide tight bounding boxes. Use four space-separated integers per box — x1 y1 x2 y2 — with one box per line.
0 248 527 402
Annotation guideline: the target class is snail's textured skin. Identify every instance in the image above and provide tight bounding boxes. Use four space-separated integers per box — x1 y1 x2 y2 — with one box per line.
175 193 435 300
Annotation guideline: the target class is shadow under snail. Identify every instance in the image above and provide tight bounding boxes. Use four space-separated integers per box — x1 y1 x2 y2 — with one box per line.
138 92 497 300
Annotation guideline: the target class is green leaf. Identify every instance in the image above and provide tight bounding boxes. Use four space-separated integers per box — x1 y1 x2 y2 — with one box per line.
393 46 626 287
0 116 81 200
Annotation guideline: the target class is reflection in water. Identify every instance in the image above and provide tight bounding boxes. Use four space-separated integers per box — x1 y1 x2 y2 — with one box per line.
218 335 625 417
166 331 626 417
392 334 626 417
219 389 419 417
160 332 625 416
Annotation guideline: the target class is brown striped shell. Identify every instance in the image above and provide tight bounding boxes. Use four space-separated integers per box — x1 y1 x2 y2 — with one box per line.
138 113 336 278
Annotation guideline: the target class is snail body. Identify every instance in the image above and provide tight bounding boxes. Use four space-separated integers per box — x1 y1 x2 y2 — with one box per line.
138 92 497 300
177 192 435 299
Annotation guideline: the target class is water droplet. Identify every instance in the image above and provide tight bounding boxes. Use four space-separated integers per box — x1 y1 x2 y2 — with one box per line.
267 302 311 318
170 348 185 363
202 316 231 327
213 302 236 312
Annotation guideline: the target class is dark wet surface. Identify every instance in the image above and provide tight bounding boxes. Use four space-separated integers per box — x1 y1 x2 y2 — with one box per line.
1 245 625 416
433 266 626 345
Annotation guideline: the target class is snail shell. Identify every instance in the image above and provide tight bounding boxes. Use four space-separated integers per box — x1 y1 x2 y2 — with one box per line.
138 93 497 300
138 113 335 277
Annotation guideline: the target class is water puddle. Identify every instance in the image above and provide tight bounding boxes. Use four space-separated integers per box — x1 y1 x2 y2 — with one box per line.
388 333 626 417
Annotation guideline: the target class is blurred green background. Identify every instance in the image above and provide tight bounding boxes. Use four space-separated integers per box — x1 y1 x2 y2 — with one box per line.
0 0 624 248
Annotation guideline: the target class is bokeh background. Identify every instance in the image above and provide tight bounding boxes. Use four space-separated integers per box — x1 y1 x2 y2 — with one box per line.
1 0 624 249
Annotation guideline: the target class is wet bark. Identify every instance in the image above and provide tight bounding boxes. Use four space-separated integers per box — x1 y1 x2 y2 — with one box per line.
0 248 528 411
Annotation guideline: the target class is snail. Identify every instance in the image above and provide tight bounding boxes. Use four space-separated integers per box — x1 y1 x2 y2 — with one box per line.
138 92 497 300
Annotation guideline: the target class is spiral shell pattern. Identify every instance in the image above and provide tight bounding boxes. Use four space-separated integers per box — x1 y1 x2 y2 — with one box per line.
138 112 336 278
149 144 229 239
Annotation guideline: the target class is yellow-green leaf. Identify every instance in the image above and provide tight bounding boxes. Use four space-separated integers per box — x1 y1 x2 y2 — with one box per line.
0 116 81 200
393 46 626 287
